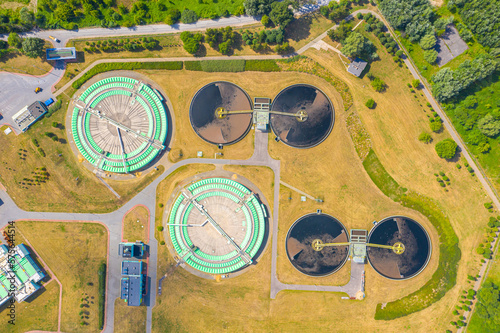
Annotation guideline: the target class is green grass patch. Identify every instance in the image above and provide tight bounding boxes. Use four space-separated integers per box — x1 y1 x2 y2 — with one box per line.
362 150 461 320
72 61 183 89
200 59 246 72
184 61 203 71
98 262 106 330
362 149 405 200
244 59 281 72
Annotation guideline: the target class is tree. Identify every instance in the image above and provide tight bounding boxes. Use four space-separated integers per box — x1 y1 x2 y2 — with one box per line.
164 8 181 25
342 32 374 59
371 78 387 92
261 14 270 27
181 9 198 24
419 34 437 50
424 49 438 64
269 1 293 27
180 31 202 54
430 121 443 132
244 0 274 16
8 32 22 48
418 132 432 143
327 21 351 43
412 79 420 88
20 7 34 25
365 98 375 109
435 138 458 159
22 37 45 58
478 114 500 137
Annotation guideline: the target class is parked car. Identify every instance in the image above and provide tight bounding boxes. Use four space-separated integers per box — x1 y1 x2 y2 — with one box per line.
35 87 42 93
44 98 54 107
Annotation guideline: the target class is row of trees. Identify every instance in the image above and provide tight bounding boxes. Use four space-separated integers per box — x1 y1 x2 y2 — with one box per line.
244 0 294 28
431 54 498 102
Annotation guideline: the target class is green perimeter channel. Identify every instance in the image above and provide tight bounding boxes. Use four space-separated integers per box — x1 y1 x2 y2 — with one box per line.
363 149 461 320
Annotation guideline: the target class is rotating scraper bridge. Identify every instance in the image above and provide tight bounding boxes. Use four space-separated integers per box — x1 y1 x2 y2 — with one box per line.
167 177 267 275
71 76 168 173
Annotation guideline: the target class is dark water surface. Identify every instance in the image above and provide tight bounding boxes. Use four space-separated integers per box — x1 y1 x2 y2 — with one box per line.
270 84 334 148
189 81 252 145
286 213 348 276
367 216 431 280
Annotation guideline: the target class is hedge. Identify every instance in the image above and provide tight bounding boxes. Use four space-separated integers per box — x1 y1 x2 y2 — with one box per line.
244 59 281 72
184 61 203 71
72 61 183 89
97 262 106 330
201 59 246 72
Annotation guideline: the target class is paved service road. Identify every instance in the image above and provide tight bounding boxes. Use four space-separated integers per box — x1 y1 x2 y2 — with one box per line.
0 60 65 133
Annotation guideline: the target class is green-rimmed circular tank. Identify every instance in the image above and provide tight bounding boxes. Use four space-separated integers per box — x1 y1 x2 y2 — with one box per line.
71 76 168 173
167 177 267 275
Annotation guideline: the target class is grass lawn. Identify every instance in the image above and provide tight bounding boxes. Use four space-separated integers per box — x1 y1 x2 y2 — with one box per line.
0 280 59 332
0 50 54 76
113 298 146 333
16 221 108 332
122 205 149 243
0 94 164 212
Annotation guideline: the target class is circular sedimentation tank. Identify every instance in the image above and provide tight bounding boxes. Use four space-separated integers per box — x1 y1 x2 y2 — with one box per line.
367 216 431 280
189 81 253 145
286 213 349 276
71 76 168 173
270 84 334 148
167 177 266 275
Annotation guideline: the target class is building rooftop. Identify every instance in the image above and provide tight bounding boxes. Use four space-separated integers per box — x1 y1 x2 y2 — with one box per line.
120 275 144 306
46 47 76 61
347 58 367 77
0 244 45 305
121 260 142 276
12 101 48 132
119 242 145 258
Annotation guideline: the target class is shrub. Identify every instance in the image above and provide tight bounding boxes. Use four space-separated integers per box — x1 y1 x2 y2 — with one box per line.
412 79 421 88
371 77 387 92
418 132 432 143
201 60 245 72
456 163 461 169
184 61 203 71
484 202 493 209
160 240 165 245
164 8 181 25
365 98 376 109
435 139 458 159
430 121 443 132
424 49 438 64
181 9 198 24
157 226 164 231
261 14 270 27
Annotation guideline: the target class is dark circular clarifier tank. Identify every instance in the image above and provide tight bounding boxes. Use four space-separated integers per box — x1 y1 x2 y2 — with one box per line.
189 81 253 145
367 216 431 280
270 84 334 148
286 213 349 276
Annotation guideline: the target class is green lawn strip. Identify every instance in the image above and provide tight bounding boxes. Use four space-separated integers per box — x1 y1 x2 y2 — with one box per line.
363 149 461 320
72 61 183 89
244 59 281 72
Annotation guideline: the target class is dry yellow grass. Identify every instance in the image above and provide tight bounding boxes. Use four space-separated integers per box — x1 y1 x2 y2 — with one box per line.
144 69 358 162
0 51 54 76
17 221 108 333
150 49 492 331
0 280 59 333
0 99 164 213
113 298 146 333
122 205 149 243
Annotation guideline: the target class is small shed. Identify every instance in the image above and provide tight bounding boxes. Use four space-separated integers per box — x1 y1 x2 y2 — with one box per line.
347 58 367 77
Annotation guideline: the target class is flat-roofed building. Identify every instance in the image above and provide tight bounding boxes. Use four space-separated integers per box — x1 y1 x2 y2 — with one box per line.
46 47 76 61
120 260 145 306
12 101 47 132
0 244 45 306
